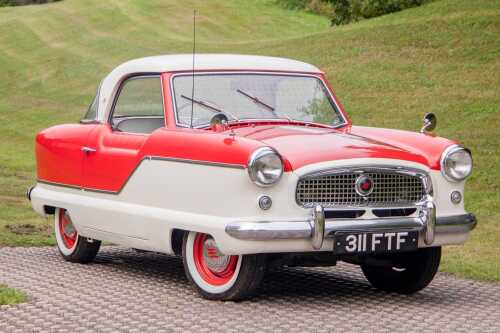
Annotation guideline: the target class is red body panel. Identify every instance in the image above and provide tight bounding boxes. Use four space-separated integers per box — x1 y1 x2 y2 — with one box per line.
36 124 266 192
140 128 264 165
83 125 148 191
161 73 176 129
85 125 264 192
35 69 455 192
224 124 454 171
36 124 99 186
348 126 455 170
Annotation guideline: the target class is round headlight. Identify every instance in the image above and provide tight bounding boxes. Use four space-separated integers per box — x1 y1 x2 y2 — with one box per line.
440 145 472 182
248 147 283 187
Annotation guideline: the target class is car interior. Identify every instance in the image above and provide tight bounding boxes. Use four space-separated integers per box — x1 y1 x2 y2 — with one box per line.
112 116 165 134
110 75 165 134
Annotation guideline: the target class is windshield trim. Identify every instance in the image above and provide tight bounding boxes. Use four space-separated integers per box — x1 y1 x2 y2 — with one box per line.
169 71 348 129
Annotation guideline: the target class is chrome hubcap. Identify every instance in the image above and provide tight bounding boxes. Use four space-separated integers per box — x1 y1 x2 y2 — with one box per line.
203 238 231 273
63 212 76 238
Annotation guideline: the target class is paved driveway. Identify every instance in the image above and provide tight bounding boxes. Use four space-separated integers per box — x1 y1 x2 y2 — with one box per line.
0 246 499 332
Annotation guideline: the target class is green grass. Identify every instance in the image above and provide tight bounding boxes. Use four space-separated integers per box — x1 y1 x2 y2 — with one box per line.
0 285 26 305
0 0 498 282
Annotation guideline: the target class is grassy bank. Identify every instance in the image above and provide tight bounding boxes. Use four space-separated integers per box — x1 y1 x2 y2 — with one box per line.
0 0 498 282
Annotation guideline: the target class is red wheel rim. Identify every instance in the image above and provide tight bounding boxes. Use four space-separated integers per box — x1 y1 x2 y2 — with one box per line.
193 233 238 286
59 209 77 249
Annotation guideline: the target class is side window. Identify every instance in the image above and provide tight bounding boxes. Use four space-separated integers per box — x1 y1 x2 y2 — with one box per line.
111 76 164 134
82 87 100 122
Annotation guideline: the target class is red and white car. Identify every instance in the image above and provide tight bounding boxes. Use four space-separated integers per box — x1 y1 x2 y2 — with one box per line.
28 54 476 300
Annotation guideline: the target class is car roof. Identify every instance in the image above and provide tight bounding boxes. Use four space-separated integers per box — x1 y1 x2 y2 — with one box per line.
96 54 322 122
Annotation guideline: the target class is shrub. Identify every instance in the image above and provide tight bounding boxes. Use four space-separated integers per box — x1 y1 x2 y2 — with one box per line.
277 0 430 25
277 0 336 17
0 0 61 7
276 0 310 9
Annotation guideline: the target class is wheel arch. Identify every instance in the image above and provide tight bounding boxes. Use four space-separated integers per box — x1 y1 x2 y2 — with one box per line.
171 228 187 256
44 205 56 215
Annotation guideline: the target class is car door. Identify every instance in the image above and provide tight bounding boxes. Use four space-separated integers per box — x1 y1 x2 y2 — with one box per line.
82 75 165 193
79 75 165 241
36 87 103 187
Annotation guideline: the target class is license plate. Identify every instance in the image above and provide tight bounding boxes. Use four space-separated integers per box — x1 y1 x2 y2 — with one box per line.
334 230 418 255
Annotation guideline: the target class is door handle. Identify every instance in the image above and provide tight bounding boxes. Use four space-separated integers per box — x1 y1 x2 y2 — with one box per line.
81 146 96 154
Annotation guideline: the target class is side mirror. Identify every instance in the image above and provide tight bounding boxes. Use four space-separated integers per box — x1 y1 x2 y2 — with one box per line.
420 113 437 134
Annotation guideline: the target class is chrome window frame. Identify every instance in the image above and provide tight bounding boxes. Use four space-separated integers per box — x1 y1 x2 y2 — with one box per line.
169 71 348 129
296 165 433 209
107 74 166 132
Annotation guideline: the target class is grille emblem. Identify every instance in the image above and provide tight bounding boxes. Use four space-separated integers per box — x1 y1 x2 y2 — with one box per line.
355 175 374 197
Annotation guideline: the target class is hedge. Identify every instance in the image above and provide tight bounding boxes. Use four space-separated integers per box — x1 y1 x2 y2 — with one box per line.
0 0 61 7
277 0 431 25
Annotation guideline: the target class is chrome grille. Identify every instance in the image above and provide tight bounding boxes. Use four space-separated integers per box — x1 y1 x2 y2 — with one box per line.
296 170 427 208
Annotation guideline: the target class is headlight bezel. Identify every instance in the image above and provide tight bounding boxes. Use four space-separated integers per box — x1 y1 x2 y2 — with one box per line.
247 147 284 187
440 145 473 182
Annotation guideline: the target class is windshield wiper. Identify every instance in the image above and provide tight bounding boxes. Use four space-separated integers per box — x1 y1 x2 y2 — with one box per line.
236 89 278 116
181 95 224 113
181 95 238 121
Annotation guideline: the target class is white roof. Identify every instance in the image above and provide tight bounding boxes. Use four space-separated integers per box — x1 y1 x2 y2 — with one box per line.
97 54 322 121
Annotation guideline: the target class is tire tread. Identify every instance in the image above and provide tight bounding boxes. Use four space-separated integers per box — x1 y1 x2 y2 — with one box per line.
361 247 441 294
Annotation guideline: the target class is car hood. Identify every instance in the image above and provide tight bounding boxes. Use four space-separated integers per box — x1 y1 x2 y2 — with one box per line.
227 124 455 171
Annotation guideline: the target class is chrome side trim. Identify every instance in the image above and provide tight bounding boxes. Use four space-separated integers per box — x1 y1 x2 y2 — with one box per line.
149 156 246 169
37 180 81 191
37 155 245 195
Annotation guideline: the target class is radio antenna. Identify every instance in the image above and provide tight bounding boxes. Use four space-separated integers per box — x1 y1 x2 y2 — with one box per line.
189 9 196 128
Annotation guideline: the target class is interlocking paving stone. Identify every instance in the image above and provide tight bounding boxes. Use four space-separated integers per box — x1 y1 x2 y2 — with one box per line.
0 246 499 332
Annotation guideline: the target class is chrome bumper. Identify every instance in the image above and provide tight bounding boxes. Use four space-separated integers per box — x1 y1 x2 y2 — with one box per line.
225 196 476 250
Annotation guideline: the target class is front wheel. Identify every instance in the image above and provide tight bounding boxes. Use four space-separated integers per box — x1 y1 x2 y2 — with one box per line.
182 231 266 301
361 246 441 294
54 208 101 263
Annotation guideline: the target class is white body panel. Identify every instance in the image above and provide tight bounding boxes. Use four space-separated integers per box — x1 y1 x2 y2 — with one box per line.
31 158 470 255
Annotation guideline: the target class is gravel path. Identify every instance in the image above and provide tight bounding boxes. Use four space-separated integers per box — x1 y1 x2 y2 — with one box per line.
0 246 499 332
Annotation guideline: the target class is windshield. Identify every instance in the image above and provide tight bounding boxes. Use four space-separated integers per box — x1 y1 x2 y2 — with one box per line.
172 73 345 127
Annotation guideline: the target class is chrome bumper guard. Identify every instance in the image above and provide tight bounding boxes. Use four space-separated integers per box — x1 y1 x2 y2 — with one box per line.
225 195 476 250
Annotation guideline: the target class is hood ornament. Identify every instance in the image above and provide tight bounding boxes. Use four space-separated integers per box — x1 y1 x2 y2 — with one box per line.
420 113 437 134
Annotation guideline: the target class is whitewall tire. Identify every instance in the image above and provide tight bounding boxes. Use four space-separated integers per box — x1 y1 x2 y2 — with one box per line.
182 231 266 301
54 208 101 263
